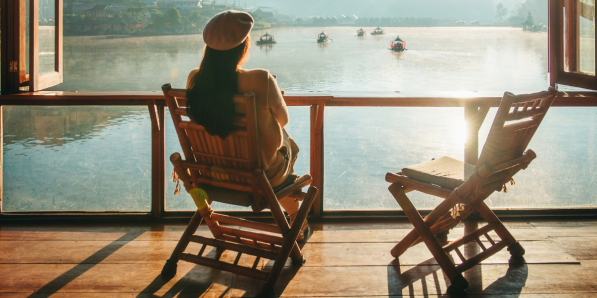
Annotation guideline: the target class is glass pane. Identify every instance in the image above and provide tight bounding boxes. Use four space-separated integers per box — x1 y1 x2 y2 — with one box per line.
39 0 56 75
324 107 465 210
165 107 310 211
579 1 595 74
478 107 597 208
3 106 151 211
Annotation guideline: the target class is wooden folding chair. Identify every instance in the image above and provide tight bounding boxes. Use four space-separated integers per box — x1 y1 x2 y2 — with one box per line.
160 83 318 297
385 87 557 294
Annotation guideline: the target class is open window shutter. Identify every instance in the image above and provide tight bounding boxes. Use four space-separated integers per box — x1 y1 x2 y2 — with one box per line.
29 0 63 91
550 0 597 90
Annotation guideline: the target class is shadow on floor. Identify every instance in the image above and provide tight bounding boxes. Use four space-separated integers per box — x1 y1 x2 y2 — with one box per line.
137 231 310 298
387 256 528 297
27 230 145 298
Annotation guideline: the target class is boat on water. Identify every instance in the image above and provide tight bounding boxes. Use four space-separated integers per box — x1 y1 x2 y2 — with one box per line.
256 33 276 45
317 31 332 42
389 35 406 52
357 28 366 36
371 27 385 35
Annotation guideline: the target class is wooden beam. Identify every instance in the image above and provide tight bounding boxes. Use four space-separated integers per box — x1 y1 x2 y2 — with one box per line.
310 100 325 217
0 105 3 213
464 103 490 165
549 0 562 87
149 102 165 218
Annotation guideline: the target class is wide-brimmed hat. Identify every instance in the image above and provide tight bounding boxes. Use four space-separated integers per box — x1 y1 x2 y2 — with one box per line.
203 10 254 51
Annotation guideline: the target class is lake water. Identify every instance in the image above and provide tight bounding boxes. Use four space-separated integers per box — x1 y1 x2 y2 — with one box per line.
4 27 596 211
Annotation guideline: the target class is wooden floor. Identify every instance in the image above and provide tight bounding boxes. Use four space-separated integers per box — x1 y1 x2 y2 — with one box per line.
2 219 597 297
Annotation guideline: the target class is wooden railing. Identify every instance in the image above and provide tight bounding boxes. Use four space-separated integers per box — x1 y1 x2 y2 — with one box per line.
1 90 596 217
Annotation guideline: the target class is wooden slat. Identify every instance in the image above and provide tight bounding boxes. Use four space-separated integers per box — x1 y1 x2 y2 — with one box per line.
385 172 452 198
194 176 252 193
188 151 250 164
179 252 269 280
179 161 252 178
167 88 187 98
218 226 285 245
218 234 281 252
455 240 508 273
506 107 545 121
179 121 248 137
212 214 281 234
501 119 539 133
442 224 496 253
187 235 279 260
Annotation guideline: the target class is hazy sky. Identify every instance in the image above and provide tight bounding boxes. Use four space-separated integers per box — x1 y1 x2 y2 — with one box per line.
223 0 527 20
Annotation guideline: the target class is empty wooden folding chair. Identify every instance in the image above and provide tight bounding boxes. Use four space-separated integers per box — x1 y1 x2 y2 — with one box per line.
160 83 318 297
385 87 557 294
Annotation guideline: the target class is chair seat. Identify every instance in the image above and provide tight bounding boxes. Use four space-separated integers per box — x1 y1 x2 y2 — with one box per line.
402 156 476 190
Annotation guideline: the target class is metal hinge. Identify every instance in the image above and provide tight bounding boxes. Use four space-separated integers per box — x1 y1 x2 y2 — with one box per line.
9 61 18 73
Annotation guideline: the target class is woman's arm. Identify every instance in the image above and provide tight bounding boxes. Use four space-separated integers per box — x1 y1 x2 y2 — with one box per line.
186 68 199 88
268 74 289 127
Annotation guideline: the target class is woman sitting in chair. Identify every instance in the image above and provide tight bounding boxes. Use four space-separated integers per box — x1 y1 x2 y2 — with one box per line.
185 10 307 238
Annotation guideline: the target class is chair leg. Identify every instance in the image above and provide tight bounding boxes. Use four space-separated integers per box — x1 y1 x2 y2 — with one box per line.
388 184 468 293
476 202 524 256
161 209 203 280
258 186 318 297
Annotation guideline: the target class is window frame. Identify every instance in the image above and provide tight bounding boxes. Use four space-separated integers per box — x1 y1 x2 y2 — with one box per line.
0 0 63 94
550 0 597 90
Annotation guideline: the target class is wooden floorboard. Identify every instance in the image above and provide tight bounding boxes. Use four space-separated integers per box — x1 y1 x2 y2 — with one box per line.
1 219 597 297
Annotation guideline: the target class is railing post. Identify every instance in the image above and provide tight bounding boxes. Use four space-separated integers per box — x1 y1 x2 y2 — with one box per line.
0 105 3 213
148 101 165 218
464 103 489 165
310 100 325 217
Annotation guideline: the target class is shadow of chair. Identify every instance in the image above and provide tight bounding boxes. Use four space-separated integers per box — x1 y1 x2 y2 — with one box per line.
387 220 528 297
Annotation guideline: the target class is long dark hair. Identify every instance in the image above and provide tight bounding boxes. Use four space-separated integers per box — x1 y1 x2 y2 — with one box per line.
187 36 251 138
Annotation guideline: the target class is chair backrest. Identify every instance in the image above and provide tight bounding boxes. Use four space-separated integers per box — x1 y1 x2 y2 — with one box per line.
162 83 263 206
476 87 558 171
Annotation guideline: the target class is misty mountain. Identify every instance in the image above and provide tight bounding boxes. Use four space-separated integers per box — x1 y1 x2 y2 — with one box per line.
247 0 503 21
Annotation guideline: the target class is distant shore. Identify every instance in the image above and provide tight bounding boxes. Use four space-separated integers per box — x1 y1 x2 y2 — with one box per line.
65 24 534 37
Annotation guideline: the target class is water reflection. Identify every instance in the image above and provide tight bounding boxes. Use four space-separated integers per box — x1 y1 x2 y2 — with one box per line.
258 44 275 54
4 106 145 151
318 41 330 49
3 106 151 211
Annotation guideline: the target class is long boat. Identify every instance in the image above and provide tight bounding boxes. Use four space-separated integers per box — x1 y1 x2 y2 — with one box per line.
317 31 332 42
256 33 277 45
389 35 406 52
357 28 366 36
371 27 385 35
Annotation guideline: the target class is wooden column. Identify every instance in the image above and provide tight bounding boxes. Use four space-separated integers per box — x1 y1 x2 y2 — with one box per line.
310 100 325 217
149 101 165 218
549 0 563 87
464 103 490 165
0 106 3 213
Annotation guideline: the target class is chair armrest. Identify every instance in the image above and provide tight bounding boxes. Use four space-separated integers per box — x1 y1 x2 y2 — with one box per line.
479 149 537 178
275 174 313 200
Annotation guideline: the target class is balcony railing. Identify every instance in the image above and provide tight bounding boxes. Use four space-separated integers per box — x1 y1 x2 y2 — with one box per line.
1 90 597 220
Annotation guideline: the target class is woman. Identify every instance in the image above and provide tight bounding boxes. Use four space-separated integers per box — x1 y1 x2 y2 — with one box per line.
185 10 306 238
